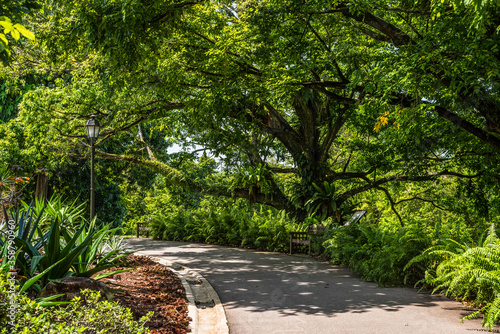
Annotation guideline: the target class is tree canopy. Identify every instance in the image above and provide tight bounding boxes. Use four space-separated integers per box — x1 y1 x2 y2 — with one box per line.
2 0 500 223
0 0 37 65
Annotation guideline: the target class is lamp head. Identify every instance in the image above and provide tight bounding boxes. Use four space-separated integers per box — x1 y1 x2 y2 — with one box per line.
85 115 100 142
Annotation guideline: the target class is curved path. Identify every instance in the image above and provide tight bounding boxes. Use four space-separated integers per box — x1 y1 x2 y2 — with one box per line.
125 238 492 334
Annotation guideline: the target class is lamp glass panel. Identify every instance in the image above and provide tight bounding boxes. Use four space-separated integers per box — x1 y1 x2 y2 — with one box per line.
86 124 100 139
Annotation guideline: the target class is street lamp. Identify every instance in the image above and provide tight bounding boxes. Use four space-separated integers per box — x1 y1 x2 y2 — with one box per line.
85 115 100 222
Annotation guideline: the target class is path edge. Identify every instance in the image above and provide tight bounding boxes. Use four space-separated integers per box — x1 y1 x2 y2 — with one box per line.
147 256 229 334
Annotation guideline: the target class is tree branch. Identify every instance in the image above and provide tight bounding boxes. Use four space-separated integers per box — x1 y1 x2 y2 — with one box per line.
376 186 404 226
267 166 297 173
68 150 292 210
394 196 447 210
339 7 415 47
389 92 500 150
338 169 481 204
138 124 156 161
319 106 347 163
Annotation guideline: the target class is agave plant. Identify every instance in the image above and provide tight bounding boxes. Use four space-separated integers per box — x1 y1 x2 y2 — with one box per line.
1 202 49 276
13 217 97 291
0 202 55 294
72 218 132 280
21 194 86 232
1 200 130 294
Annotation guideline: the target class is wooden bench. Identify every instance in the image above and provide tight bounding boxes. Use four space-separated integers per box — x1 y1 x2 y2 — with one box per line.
288 211 367 255
136 222 150 238
289 224 326 255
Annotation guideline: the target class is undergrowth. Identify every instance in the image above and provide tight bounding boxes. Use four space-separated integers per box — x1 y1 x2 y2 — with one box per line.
150 206 298 252
406 223 500 329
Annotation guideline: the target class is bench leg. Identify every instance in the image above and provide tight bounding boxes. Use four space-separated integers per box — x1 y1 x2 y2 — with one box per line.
289 236 293 255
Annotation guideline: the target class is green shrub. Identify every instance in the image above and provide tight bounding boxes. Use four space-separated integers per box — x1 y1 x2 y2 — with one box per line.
324 220 433 286
407 224 500 329
149 213 167 240
148 204 297 252
0 274 152 333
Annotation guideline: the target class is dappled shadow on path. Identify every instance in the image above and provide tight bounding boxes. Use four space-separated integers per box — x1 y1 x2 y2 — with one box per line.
124 238 472 321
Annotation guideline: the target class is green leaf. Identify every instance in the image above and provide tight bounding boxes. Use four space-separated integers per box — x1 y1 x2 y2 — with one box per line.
0 20 13 31
0 33 8 46
30 255 45 276
35 293 70 307
19 259 64 294
13 24 35 40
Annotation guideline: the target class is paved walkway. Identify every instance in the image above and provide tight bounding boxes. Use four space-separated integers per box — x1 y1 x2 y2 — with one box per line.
125 238 494 334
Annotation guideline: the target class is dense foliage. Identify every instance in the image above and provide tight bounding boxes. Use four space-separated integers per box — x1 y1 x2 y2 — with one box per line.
1 0 500 329
0 277 152 333
150 203 296 252
0 197 129 295
1 0 497 224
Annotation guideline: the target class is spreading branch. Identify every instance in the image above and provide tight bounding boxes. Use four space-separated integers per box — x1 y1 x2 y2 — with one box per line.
395 196 447 211
68 150 292 210
338 169 481 205
138 124 156 161
376 186 404 227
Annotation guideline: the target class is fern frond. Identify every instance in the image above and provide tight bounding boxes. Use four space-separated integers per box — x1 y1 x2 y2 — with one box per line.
483 295 500 329
484 223 498 248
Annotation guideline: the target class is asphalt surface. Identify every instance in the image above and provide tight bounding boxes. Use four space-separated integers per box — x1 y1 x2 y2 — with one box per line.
125 238 495 334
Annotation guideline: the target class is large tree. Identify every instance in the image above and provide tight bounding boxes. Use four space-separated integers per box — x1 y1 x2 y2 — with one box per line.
9 0 500 222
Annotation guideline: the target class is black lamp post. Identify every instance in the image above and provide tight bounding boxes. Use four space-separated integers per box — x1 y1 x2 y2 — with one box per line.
85 115 100 222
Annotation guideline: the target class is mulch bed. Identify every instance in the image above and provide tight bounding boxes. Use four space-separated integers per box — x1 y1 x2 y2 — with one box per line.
99 254 191 334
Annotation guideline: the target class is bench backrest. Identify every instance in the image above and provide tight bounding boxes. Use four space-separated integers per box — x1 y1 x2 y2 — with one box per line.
307 224 326 235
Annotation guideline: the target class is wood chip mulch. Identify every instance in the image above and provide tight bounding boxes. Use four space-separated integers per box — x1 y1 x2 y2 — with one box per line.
98 254 191 334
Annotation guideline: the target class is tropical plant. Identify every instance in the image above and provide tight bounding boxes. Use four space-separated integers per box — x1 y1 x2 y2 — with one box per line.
0 274 152 333
323 219 434 286
406 224 500 329
231 164 275 203
72 219 131 280
0 167 30 211
1 200 128 293
21 195 86 232
96 235 128 261
305 182 340 221
13 217 97 292
1 202 48 277
0 203 71 295
148 200 298 252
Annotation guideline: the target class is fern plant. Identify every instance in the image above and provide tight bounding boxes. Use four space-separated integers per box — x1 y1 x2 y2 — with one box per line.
324 220 433 286
230 164 274 203
407 223 500 329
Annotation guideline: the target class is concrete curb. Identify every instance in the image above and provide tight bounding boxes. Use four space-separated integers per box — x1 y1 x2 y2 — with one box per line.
147 256 229 334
